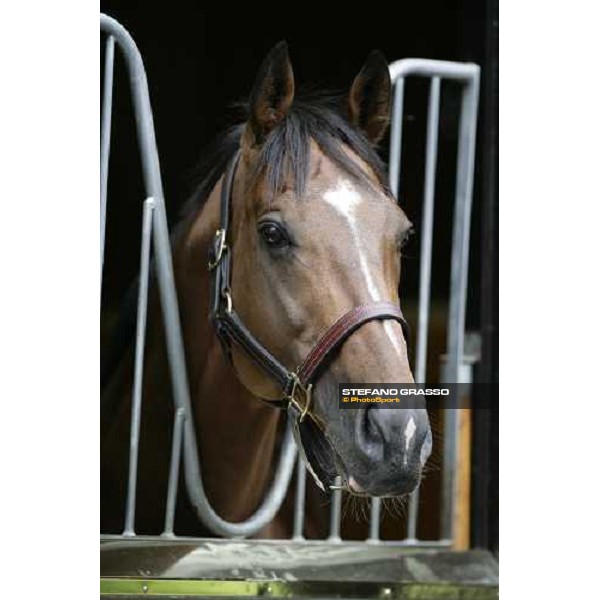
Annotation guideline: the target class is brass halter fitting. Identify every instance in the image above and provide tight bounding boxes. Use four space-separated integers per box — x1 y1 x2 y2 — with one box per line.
287 372 313 422
222 289 233 314
208 228 226 270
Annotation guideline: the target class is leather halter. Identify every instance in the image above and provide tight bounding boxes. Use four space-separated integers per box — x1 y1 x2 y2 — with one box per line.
208 151 410 424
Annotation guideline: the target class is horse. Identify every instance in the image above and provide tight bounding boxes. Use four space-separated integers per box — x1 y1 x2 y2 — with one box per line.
101 42 432 538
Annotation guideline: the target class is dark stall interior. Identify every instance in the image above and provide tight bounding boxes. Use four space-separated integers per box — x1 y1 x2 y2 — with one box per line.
100 0 498 550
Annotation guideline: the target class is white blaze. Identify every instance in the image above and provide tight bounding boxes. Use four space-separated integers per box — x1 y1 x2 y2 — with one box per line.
323 179 381 302
384 320 405 358
322 179 406 360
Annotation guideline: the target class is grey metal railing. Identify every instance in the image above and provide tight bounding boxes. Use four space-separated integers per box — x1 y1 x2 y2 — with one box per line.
100 14 479 545
100 14 296 539
385 59 481 544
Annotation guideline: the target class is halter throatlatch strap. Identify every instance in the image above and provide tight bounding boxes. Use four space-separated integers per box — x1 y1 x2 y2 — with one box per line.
208 152 410 424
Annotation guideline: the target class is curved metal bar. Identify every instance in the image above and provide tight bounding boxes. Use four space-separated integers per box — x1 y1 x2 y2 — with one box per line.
387 58 480 545
415 76 441 387
100 35 114 282
292 456 307 540
443 68 480 542
100 13 297 538
388 79 405 199
404 77 442 542
389 58 480 83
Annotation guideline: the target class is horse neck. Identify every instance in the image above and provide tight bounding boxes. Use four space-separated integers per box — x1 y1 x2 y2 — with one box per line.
172 176 283 523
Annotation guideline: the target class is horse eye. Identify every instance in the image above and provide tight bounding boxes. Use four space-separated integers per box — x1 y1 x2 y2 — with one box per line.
259 222 290 248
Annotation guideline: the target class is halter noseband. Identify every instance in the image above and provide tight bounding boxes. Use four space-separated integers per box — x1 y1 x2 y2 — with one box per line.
208 151 410 424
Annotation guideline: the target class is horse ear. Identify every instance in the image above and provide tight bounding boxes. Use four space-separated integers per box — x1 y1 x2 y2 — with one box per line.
348 50 392 144
245 41 295 147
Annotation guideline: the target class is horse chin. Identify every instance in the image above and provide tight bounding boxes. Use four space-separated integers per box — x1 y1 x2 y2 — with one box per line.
289 403 373 497
293 412 345 491
292 415 408 498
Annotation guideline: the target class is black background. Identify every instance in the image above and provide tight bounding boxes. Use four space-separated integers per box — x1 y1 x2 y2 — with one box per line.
101 0 486 309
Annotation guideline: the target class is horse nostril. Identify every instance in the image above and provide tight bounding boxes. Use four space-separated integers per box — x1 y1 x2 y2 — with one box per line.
356 405 385 458
367 405 387 441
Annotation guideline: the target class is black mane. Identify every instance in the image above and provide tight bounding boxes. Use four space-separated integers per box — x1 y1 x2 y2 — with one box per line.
180 93 390 220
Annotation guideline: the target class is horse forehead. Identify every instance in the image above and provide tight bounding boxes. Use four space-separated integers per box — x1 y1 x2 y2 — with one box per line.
322 178 363 222
313 151 385 215
317 176 387 229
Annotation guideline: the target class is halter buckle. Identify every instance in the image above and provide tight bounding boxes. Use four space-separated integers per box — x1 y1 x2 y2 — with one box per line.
287 372 313 422
222 289 233 314
208 229 226 270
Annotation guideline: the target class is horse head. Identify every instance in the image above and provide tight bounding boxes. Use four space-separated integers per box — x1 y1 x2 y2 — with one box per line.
214 42 432 498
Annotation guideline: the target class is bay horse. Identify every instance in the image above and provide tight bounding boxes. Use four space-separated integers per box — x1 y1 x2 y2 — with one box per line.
101 42 432 538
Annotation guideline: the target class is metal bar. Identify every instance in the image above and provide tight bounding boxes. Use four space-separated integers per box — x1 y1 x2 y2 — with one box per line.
162 408 185 537
405 77 441 542
441 71 481 542
328 477 342 542
388 78 405 198
415 76 441 386
100 14 297 538
389 58 480 83
368 498 381 542
101 533 454 548
100 35 115 281
387 59 480 546
406 491 420 541
101 577 492 599
440 410 459 542
292 456 307 540
447 75 481 385
123 197 154 536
